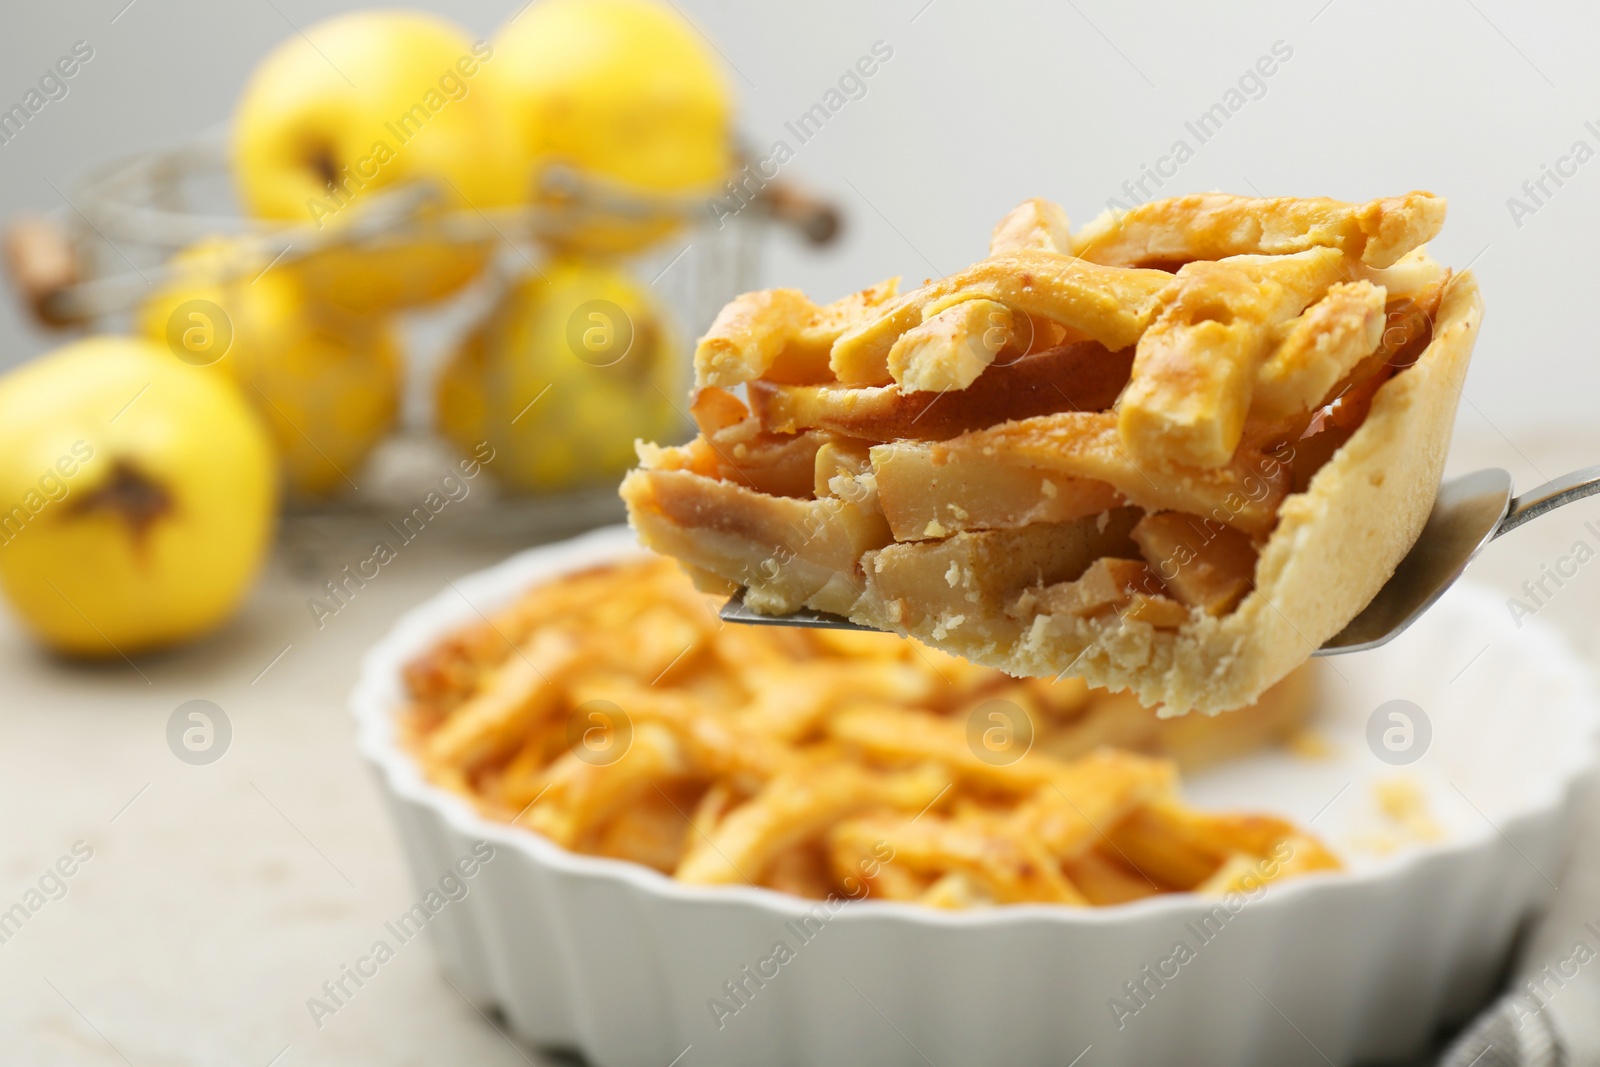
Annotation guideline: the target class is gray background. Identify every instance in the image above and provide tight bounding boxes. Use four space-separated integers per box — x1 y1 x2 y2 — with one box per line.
0 0 1593 440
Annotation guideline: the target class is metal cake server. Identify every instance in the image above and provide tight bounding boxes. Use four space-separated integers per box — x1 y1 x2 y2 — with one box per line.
719 466 1600 655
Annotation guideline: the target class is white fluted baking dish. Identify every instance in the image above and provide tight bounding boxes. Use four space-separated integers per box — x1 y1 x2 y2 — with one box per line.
352 525 1599 1067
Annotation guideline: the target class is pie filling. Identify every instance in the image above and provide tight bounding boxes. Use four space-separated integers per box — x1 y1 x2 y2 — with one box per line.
622 191 1464 712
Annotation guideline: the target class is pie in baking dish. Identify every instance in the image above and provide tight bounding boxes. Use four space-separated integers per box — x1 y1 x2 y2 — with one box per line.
621 191 1482 714
404 556 1338 907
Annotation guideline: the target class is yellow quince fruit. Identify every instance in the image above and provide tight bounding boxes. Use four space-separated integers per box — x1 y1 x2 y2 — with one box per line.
435 258 685 491
489 0 734 254
138 238 401 499
0 337 276 657
231 10 526 311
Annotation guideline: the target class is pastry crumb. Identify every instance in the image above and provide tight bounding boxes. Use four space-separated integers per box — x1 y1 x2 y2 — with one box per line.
1348 776 1445 854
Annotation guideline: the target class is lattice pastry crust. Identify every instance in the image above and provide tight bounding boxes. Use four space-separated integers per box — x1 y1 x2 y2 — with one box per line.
622 191 1479 714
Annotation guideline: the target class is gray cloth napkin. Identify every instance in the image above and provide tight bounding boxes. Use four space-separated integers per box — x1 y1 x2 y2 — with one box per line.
1439 770 1600 1067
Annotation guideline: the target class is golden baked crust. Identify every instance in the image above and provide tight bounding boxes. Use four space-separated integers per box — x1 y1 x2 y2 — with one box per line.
623 191 1479 714
1072 191 1446 269
828 251 1173 385
1118 247 1350 467
404 556 1337 907
847 272 1480 712
694 279 900 389
989 197 1073 255
1252 280 1386 421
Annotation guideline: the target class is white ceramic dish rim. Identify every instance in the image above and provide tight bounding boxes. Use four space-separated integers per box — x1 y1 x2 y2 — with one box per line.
350 524 1600 930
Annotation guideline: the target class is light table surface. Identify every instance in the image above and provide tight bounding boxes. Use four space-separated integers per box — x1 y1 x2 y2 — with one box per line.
2 427 1597 1066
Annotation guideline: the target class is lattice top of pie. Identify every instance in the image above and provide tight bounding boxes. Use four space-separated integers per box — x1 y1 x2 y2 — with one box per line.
621 190 1480 714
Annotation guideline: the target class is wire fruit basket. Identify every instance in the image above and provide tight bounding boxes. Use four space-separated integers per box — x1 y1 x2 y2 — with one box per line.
3 135 839 568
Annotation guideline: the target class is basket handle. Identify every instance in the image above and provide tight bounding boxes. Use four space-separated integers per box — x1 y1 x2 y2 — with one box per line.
760 183 841 246
3 215 82 328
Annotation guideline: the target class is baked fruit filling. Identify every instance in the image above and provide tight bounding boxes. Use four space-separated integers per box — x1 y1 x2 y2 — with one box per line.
621 192 1483 714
